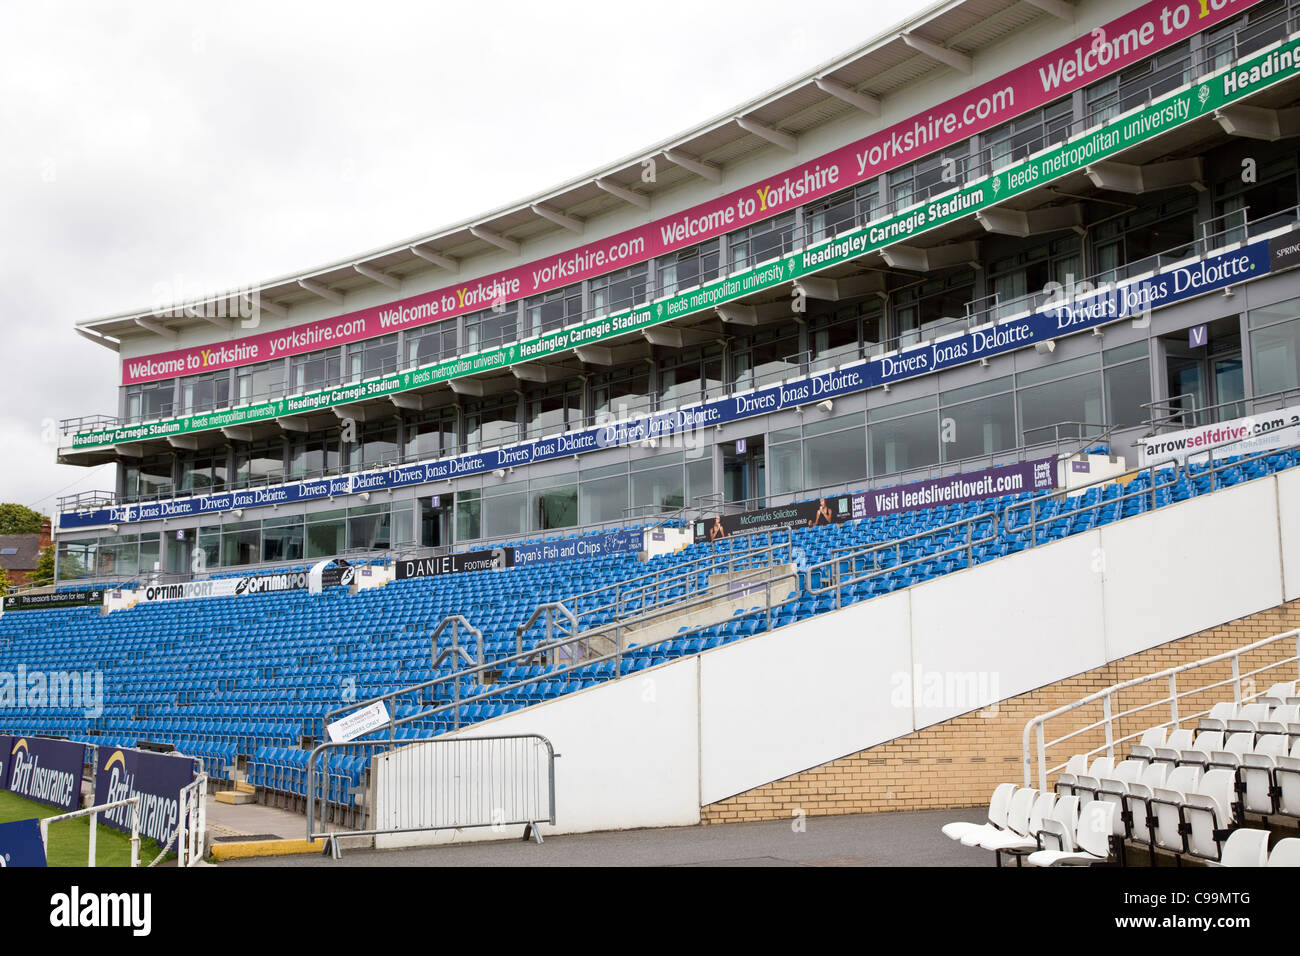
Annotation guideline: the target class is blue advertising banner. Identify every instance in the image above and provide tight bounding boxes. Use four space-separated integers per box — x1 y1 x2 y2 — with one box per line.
0 734 12 791
0 819 48 867
3 737 85 812
58 235 1281 531
93 747 197 844
511 529 643 567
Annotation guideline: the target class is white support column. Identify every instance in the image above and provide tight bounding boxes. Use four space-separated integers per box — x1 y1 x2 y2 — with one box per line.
663 149 722 183
530 203 585 234
298 278 343 303
353 263 401 289
410 245 459 272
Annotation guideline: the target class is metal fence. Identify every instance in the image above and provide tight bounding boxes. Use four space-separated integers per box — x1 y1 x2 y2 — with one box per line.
1022 629 1300 792
306 734 555 856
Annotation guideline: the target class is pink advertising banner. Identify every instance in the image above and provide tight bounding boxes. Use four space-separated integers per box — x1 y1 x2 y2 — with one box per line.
124 0 1262 384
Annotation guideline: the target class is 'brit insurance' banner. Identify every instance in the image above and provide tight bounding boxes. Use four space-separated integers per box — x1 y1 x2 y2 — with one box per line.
3 737 86 812
93 747 198 843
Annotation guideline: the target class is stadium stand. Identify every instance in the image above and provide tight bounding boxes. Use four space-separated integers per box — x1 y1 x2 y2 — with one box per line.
4 440 1300 831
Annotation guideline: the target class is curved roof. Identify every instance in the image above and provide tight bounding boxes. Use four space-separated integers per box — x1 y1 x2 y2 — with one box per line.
77 0 1065 349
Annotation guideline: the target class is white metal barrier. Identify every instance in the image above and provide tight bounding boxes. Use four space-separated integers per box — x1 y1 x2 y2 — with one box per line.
40 795 141 868
1023 628 1300 790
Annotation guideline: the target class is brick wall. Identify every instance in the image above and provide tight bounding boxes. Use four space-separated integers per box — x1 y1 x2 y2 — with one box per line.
701 599 1300 825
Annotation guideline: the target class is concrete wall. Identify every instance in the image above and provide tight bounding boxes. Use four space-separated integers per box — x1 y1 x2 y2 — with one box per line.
374 468 1300 841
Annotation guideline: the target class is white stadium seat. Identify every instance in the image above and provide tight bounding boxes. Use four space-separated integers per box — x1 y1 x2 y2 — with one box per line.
943 782 1016 844
1182 768 1237 863
1216 828 1270 868
963 786 1036 847
1266 837 1300 867
1026 801 1116 867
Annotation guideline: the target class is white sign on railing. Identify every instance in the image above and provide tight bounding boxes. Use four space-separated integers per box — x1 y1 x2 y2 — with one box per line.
326 701 391 743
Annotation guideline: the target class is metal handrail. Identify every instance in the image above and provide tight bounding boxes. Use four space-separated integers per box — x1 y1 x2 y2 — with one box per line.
1022 628 1300 791
805 426 1298 612
325 567 800 735
1143 385 1300 434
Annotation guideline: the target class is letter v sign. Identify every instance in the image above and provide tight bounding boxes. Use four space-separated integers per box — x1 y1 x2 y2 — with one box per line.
1189 324 1207 347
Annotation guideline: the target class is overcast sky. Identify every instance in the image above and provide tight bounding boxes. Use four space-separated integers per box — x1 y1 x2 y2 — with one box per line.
0 0 930 518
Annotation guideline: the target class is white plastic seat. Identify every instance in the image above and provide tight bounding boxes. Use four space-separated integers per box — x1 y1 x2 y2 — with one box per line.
1274 754 1300 818
1097 761 1142 838
980 792 1055 865
1208 731 1255 772
1149 766 1201 858
1179 730 1222 770
1183 769 1237 862
943 782 1015 843
1129 727 1166 764
964 786 1035 847
1260 682 1298 707
1266 837 1300 867
1074 755 1115 804
1026 801 1116 867
1216 828 1270 867
1198 701 1237 733
1053 754 1088 797
1153 728 1195 769
1238 735 1289 817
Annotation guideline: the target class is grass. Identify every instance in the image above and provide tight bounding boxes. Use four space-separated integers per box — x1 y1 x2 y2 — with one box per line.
0 790 175 867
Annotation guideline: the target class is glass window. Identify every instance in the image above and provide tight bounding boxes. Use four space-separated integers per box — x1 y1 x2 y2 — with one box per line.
580 473 627 525
456 490 482 541
813 302 886 368
465 306 517 351
347 333 399 380
180 450 229 493
940 388 1016 463
262 516 304 563
1250 314 1300 395
180 371 231 415
893 273 975 347
659 346 724 409
769 440 802 496
732 323 802 391
592 369 651 423
657 241 721 297
870 409 939 476
525 286 583 335
404 410 457 461
220 520 261 567
804 426 866 491
806 181 879 243
589 265 647 316
290 348 342 393
405 323 457 368
464 396 518 451
980 97 1072 174
533 482 577 531
290 434 341 478
235 439 285 486
57 540 98 580
526 382 583 438
348 504 391 552
306 511 347 559
483 482 529 540
236 361 286 403
125 381 174 421
1104 359 1152 428
125 455 174 499
728 212 795 270
351 421 398 469
1019 372 1104 445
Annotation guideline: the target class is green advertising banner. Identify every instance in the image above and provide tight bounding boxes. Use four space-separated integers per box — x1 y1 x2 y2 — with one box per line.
69 39 1300 452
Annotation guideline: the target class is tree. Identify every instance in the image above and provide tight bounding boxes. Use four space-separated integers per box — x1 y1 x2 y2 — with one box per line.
0 503 45 535
0 567 10 594
28 544 56 589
